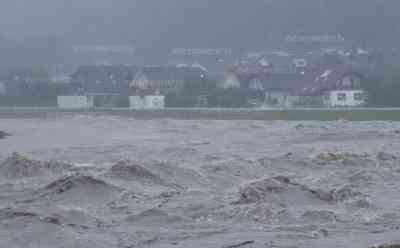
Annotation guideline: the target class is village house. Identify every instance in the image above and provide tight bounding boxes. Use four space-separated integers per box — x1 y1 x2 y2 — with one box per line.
68 65 207 109
129 66 206 95
244 66 366 108
302 67 365 107
63 65 139 108
169 48 235 76
0 66 53 97
218 71 241 89
219 53 309 91
129 93 165 109
248 74 304 108
70 65 139 95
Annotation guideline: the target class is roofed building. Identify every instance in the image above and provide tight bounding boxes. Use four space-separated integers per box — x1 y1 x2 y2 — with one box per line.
245 66 366 108
71 65 139 94
129 66 206 95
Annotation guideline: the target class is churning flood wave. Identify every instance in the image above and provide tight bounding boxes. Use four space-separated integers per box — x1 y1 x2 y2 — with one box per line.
0 116 400 248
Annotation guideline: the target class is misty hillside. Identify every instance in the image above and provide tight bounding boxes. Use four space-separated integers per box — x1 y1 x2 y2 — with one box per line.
1 0 399 49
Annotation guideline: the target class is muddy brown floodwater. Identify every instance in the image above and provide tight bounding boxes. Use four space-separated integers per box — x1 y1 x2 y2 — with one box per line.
0 116 400 248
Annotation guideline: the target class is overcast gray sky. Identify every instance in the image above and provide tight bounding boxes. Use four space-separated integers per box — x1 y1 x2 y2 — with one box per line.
0 0 399 48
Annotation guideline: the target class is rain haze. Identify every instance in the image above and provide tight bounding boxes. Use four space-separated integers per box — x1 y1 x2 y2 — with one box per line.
1 1 400 46
1 1 400 248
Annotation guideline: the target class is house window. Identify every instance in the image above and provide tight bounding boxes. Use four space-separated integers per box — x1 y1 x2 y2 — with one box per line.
323 94 330 101
337 93 346 101
354 92 363 101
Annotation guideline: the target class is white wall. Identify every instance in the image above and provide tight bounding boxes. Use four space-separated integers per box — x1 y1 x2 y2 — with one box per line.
129 96 146 109
129 95 165 109
219 73 240 89
145 95 165 109
57 96 94 109
326 90 365 107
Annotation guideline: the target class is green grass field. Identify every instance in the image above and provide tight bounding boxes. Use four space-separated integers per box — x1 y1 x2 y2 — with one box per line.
257 109 400 121
1 108 400 121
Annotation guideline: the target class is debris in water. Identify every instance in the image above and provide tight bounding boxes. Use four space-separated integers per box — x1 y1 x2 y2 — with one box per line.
331 185 363 202
283 152 293 158
302 210 337 223
0 208 61 226
222 240 255 248
309 185 364 202
42 174 118 195
185 140 211 146
235 176 357 205
236 176 292 204
316 152 367 162
0 131 11 139
109 160 164 184
317 152 344 161
0 208 38 220
0 152 72 178
311 229 329 238
371 244 400 248
126 208 183 224
377 152 397 161
26 173 125 206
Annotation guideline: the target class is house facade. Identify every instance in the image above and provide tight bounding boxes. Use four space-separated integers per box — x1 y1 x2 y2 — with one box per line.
68 65 207 108
264 91 299 108
247 73 307 108
57 95 94 109
301 68 365 107
218 71 241 89
323 90 365 107
129 95 165 109
129 67 206 95
240 66 366 108
71 65 139 95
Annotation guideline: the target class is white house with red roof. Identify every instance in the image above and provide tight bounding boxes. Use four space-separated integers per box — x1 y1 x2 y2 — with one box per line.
242 65 366 108
301 67 366 107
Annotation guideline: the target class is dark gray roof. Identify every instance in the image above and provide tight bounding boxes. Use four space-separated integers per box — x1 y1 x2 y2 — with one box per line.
299 66 364 96
251 66 363 96
253 74 304 92
71 65 140 94
72 65 140 82
140 66 206 81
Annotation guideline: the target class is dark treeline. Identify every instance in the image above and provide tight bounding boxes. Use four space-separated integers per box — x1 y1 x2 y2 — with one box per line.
363 66 400 107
